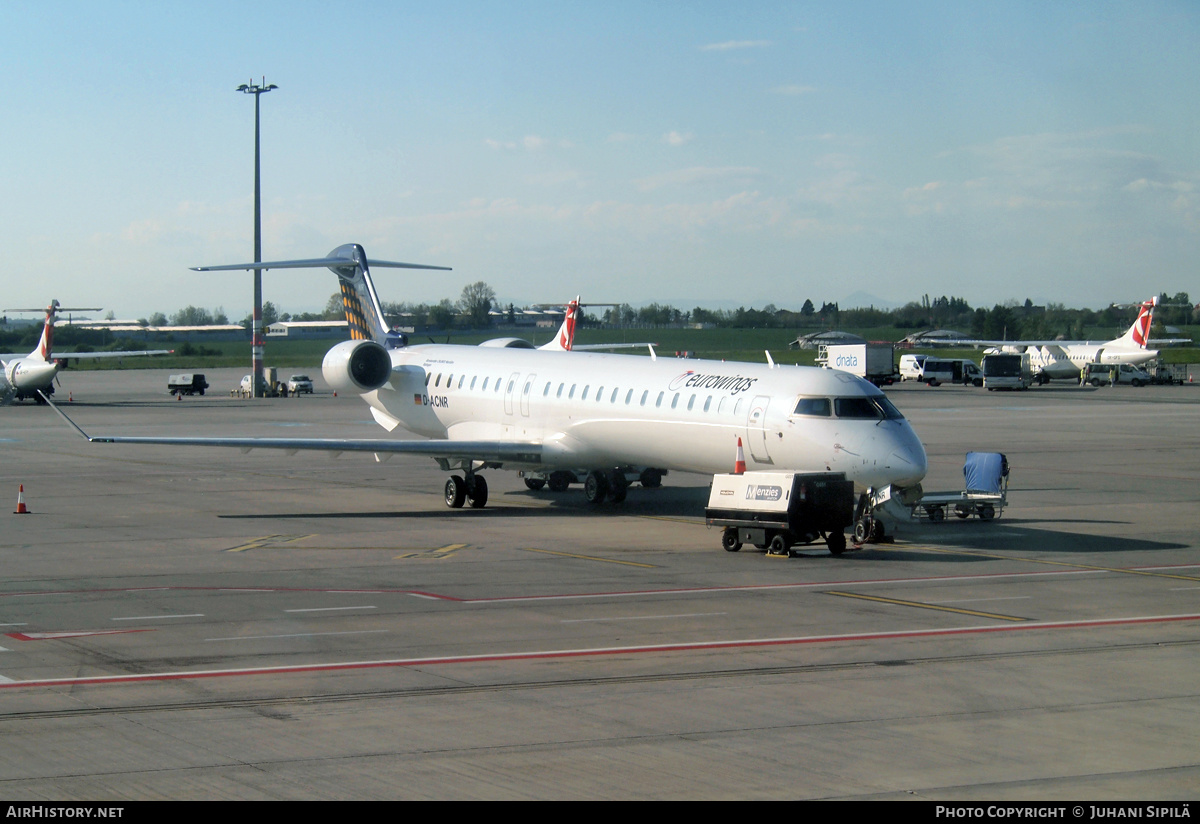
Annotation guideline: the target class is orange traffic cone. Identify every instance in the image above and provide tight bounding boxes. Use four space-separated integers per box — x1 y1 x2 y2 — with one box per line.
68 392 73 403
734 437 746 475
14 485 29 515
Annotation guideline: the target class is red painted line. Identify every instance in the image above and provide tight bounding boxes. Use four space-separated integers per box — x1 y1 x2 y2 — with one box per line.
6 629 151 641
2 612 1197 690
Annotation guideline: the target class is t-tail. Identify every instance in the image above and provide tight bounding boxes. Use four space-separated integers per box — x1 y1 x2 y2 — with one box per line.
27 300 60 362
1111 296 1158 349
538 296 580 351
192 244 451 345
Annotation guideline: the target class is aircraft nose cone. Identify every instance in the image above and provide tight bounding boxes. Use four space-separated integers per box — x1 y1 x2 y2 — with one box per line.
886 426 928 487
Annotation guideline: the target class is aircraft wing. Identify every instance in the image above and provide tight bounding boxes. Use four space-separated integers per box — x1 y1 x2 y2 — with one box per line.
43 393 542 464
50 349 173 360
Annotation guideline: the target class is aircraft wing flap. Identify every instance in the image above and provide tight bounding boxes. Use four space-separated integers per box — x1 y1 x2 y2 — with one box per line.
41 396 541 463
84 435 542 463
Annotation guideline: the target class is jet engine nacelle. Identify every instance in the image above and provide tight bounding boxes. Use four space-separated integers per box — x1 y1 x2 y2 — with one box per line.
322 339 393 395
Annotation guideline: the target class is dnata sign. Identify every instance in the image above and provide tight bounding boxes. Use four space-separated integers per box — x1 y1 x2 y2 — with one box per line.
834 354 860 368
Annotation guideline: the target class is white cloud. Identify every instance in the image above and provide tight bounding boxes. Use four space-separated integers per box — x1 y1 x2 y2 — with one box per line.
663 131 693 147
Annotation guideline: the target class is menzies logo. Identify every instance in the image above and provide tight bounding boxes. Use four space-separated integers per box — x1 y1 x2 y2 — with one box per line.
746 484 783 502
668 370 758 395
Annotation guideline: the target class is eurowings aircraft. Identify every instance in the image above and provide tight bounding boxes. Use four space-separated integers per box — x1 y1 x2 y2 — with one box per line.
2 300 171 402
969 297 1162 382
49 244 928 510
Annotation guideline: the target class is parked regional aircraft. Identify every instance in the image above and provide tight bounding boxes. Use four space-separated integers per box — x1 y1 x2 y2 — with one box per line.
971 297 1162 383
1 301 171 402
48 244 928 514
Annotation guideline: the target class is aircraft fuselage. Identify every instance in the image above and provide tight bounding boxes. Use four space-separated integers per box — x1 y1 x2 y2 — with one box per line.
359 344 928 489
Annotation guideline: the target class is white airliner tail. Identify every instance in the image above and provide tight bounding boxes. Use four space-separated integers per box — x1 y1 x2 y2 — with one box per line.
538 297 580 351
1110 296 1158 349
191 243 452 344
27 301 58 362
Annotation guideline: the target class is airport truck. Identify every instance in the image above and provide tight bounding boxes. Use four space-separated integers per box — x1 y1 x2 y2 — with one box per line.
167 374 209 396
706 471 855 556
817 343 897 386
982 353 1032 390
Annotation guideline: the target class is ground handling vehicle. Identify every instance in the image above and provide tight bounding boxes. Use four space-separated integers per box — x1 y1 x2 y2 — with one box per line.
914 452 1009 522
167 374 208 396
706 471 855 556
817 343 897 386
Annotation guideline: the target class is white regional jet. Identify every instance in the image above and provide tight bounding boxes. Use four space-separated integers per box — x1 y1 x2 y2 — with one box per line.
48 244 928 514
2 301 171 403
975 297 1162 383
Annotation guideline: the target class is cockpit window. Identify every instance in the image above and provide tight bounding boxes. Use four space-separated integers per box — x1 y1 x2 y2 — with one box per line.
792 397 831 417
833 396 905 420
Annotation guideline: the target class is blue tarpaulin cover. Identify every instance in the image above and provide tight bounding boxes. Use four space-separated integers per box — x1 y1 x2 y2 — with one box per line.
964 452 1008 493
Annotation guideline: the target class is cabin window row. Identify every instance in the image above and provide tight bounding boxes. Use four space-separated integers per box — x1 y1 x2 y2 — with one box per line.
424 372 746 416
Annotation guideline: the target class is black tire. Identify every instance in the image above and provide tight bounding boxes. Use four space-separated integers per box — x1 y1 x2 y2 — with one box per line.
721 528 742 552
1091 378 1102 387
524 478 546 491
768 533 789 556
639 468 663 488
1131 379 1142 387
955 505 970 519
584 470 608 504
548 472 572 492
444 476 465 508
608 470 628 503
854 518 871 544
466 475 488 509
928 506 945 523
827 531 847 556
978 504 995 521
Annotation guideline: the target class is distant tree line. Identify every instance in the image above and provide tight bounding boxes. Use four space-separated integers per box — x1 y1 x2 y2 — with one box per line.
122 288 1197 339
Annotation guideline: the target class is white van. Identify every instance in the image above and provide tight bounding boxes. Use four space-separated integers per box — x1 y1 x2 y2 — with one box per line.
899 354 954 386
899 354 929 381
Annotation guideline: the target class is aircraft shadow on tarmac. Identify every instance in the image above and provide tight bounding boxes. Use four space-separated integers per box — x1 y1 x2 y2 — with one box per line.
217 483 715 520
217 487 1188 558
893 520 1188 558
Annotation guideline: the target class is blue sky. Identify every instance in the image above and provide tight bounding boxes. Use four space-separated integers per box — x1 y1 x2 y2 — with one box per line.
1 1 1196 319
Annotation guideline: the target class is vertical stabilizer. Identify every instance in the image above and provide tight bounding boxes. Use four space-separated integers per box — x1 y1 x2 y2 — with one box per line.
539 297 580 351
326 244 390 342
27 300 59 362
1111 296 1157 349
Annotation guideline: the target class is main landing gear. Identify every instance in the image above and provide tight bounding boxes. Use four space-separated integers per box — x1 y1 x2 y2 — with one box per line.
519 467 667 504
444 474 488 509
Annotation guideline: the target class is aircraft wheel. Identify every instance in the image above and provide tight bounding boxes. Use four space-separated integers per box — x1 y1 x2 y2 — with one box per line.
955 505 970 519
584 470 608 504
444 476 466 508
466 475 488 509
639 468 663 488
768 534 789 556
854 518 872 544
721 528 742 552
548 471 572 492
929 506 945 523
827 531 847 556
524 478 546 491
978 504 995 521
608 470 628 503
871 520 886 542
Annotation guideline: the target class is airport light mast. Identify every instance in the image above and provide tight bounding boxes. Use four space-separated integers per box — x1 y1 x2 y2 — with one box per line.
237 78 277 398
